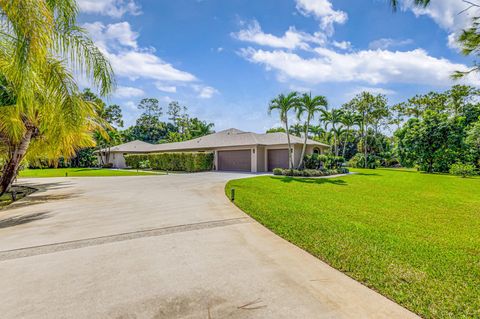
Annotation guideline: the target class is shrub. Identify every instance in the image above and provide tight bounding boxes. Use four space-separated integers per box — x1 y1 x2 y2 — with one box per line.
272 167 348 177
125 152 214 172
348 153 379 169
139 160 150 169
449 163 476 178
273 168 283 175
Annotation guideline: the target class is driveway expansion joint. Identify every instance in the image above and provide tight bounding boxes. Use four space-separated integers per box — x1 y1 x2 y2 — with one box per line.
0 217 251 261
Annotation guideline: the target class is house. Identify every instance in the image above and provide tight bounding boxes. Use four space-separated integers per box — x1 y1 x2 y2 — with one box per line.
97 128 329 172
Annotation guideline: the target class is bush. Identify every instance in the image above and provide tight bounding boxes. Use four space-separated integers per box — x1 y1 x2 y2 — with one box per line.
272 167 348 177
304 154 345 169
125 152 214 172
348 153 379 169
449 163 476 178
273 168 283 175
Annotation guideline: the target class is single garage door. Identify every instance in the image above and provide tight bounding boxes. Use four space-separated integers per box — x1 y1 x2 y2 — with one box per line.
217 150 251 171
268 149 289 171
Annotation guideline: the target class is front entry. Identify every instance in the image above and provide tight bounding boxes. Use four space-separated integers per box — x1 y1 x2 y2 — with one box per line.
217 150 252 172
267 149 289 171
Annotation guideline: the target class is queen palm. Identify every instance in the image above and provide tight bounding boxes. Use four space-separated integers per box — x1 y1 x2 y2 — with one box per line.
0 0 114 194
296 92 328 168
321 109 343 156
340 110 356 159
268 92 299 169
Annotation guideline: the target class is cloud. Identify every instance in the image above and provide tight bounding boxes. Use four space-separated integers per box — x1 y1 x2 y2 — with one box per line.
346 86 396 99
368 38 413 50
240 47 480 86
84 22 197 83
232 20 326 50
295 0 348 35
401 0 479 49
77 0 141 18
193 85 218 99
114 86 144 98
332 40 351 50
155 84 177 93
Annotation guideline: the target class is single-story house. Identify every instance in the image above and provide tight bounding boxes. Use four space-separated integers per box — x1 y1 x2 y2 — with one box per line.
97 128 329 172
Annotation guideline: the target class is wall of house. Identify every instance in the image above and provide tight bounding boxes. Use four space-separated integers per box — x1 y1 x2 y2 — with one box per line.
256 146 266 172
98 152 127 168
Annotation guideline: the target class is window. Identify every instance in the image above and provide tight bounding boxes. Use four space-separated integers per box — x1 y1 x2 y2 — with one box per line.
313 148 320 155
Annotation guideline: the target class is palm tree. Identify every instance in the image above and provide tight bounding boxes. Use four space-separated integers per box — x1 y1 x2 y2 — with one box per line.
321 109 343 156
296 92 328 168
308 125 325 140
289 123 304 137
340 110 356 159
0 1 114 194
268 92 299 169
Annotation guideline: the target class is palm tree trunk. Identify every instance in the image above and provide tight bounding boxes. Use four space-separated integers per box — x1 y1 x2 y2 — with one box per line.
0 127 34 196
285 117 293 169
297 115 310 169
342 128 349 159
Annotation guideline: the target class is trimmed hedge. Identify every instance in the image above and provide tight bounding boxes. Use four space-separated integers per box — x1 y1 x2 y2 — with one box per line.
125 152 214 172
273 167 349 177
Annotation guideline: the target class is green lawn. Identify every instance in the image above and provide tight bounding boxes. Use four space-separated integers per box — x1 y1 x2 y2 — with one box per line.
18 168 162 178
226 169 480 319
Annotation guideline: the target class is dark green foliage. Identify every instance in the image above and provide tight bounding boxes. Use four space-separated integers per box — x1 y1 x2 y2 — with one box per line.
125 152 214 172
348 153 380 169
270 167 348 177
304 154 345 169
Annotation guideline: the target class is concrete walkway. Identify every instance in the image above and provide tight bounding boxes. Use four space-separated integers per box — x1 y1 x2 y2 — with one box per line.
0 173 419 318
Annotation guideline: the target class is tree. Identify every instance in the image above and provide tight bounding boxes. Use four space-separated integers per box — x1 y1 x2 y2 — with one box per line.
268 92 299 169
344 92 377 168
295 92 328 168
189 118 215 138
167 101 187 132
339 110 356 159
0 0 114 194
289 123 304 137
266 127 286 133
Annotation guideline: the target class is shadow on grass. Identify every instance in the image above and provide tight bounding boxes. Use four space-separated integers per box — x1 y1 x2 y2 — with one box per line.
353 172 380 176
0 211 51 229
273 176 348 186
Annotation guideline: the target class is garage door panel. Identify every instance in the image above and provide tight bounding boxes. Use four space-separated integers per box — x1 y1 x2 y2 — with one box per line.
218 150 251 172
268 149 289 171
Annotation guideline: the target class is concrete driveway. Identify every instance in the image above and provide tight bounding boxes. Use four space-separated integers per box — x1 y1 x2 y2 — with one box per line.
0 173 419 319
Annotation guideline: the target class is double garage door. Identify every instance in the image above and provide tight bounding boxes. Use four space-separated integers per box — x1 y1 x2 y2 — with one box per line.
217 148 290 172
217 150 251 172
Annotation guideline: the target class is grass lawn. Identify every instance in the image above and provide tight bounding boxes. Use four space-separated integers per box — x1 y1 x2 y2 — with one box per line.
226 168 480 319
18 168 163 178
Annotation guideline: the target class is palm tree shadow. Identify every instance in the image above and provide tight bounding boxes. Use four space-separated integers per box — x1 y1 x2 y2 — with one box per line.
0 211 51 229
273 176 348 186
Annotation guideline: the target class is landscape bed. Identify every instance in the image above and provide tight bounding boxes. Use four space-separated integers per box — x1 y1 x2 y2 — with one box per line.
225 168 480 318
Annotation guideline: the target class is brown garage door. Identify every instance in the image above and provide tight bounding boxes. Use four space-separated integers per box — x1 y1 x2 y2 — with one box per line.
268 149 289 171
217 150 251 171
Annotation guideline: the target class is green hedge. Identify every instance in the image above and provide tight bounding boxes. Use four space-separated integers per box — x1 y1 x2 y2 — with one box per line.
125 152 214 172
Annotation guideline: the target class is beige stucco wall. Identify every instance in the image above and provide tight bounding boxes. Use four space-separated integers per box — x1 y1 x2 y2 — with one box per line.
97 152 127 168
256 146 266 172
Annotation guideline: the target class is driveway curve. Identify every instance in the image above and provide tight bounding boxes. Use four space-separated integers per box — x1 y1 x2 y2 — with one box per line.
0 173 419 318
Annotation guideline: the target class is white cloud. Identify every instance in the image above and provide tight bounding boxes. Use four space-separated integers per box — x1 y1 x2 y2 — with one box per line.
240 47 480 86
368 38 413 50
77 0 141 18
295 0 348 35
114 86 144 98
232 20 326 50
332 40 351 50
193 85 218 99
347 86 396 99
155 84 177 93
84 22 138 49
401 0 479 49
84 22 197 83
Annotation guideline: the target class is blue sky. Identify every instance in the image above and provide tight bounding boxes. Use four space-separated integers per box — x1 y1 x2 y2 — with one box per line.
78 0 479 133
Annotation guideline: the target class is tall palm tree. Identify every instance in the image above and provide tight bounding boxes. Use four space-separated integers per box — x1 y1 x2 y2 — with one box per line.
308 125 325 140
0 0 114 194
340 110 356 159
321 109 343 156
268 92 299 169
296 92 328 168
